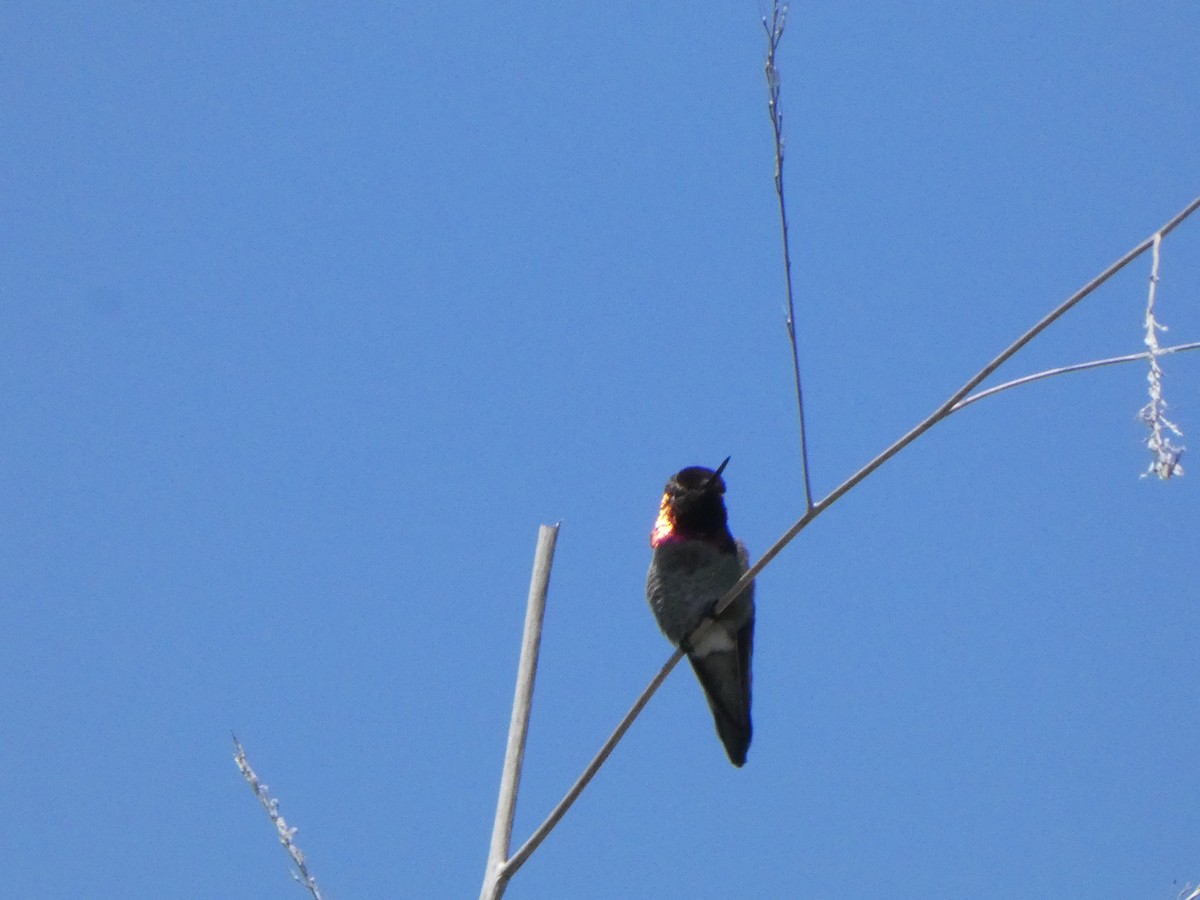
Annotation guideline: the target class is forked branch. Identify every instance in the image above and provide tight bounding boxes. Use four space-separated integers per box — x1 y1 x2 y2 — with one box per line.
714 193 1200 620
492 195 1200 896
478 3 1200 890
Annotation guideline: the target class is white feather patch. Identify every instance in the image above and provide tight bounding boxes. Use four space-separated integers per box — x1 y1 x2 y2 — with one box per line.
689 622 736 656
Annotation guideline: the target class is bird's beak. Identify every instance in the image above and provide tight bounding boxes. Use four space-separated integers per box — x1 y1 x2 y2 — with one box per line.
706 456 731 488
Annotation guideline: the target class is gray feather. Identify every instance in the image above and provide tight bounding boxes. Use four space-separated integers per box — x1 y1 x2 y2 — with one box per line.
646 540 755 765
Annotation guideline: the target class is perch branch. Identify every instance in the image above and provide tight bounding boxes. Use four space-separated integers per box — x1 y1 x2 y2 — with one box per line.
503 195 1200 881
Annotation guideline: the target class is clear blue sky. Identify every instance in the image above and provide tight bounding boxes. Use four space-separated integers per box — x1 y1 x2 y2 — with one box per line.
3 4 1198 898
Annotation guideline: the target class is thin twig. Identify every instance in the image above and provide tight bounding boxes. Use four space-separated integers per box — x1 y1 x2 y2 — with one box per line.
763 1 814 510
505 195 1200 875
233 736 325 900
480 524 560 900
952 342 1200 413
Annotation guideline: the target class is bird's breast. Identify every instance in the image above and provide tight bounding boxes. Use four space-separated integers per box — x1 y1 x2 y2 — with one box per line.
645 540 751 646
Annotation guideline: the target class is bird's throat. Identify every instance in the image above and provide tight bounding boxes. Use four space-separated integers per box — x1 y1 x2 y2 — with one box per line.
650 495 678 547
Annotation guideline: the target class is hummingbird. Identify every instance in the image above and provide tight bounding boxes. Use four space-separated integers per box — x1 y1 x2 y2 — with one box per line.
646 458 755 766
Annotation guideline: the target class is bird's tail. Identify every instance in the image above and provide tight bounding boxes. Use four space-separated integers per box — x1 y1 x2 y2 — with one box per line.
687 647 752 767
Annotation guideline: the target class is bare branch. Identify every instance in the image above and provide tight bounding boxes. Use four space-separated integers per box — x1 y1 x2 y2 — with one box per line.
501 649 685 882
710 193 1200 622
501 197 1200 876
763 1 815 510
233 736 325 900
480 524 560 900
951 342 1200 413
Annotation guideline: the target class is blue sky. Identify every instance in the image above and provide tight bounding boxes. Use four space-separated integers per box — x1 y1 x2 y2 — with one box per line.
3 4 1199 898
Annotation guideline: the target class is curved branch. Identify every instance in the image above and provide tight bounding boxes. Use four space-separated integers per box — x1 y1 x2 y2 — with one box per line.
951 341 1200 413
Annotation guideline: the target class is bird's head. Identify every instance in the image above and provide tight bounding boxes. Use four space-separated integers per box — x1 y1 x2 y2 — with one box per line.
650 457 734 548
